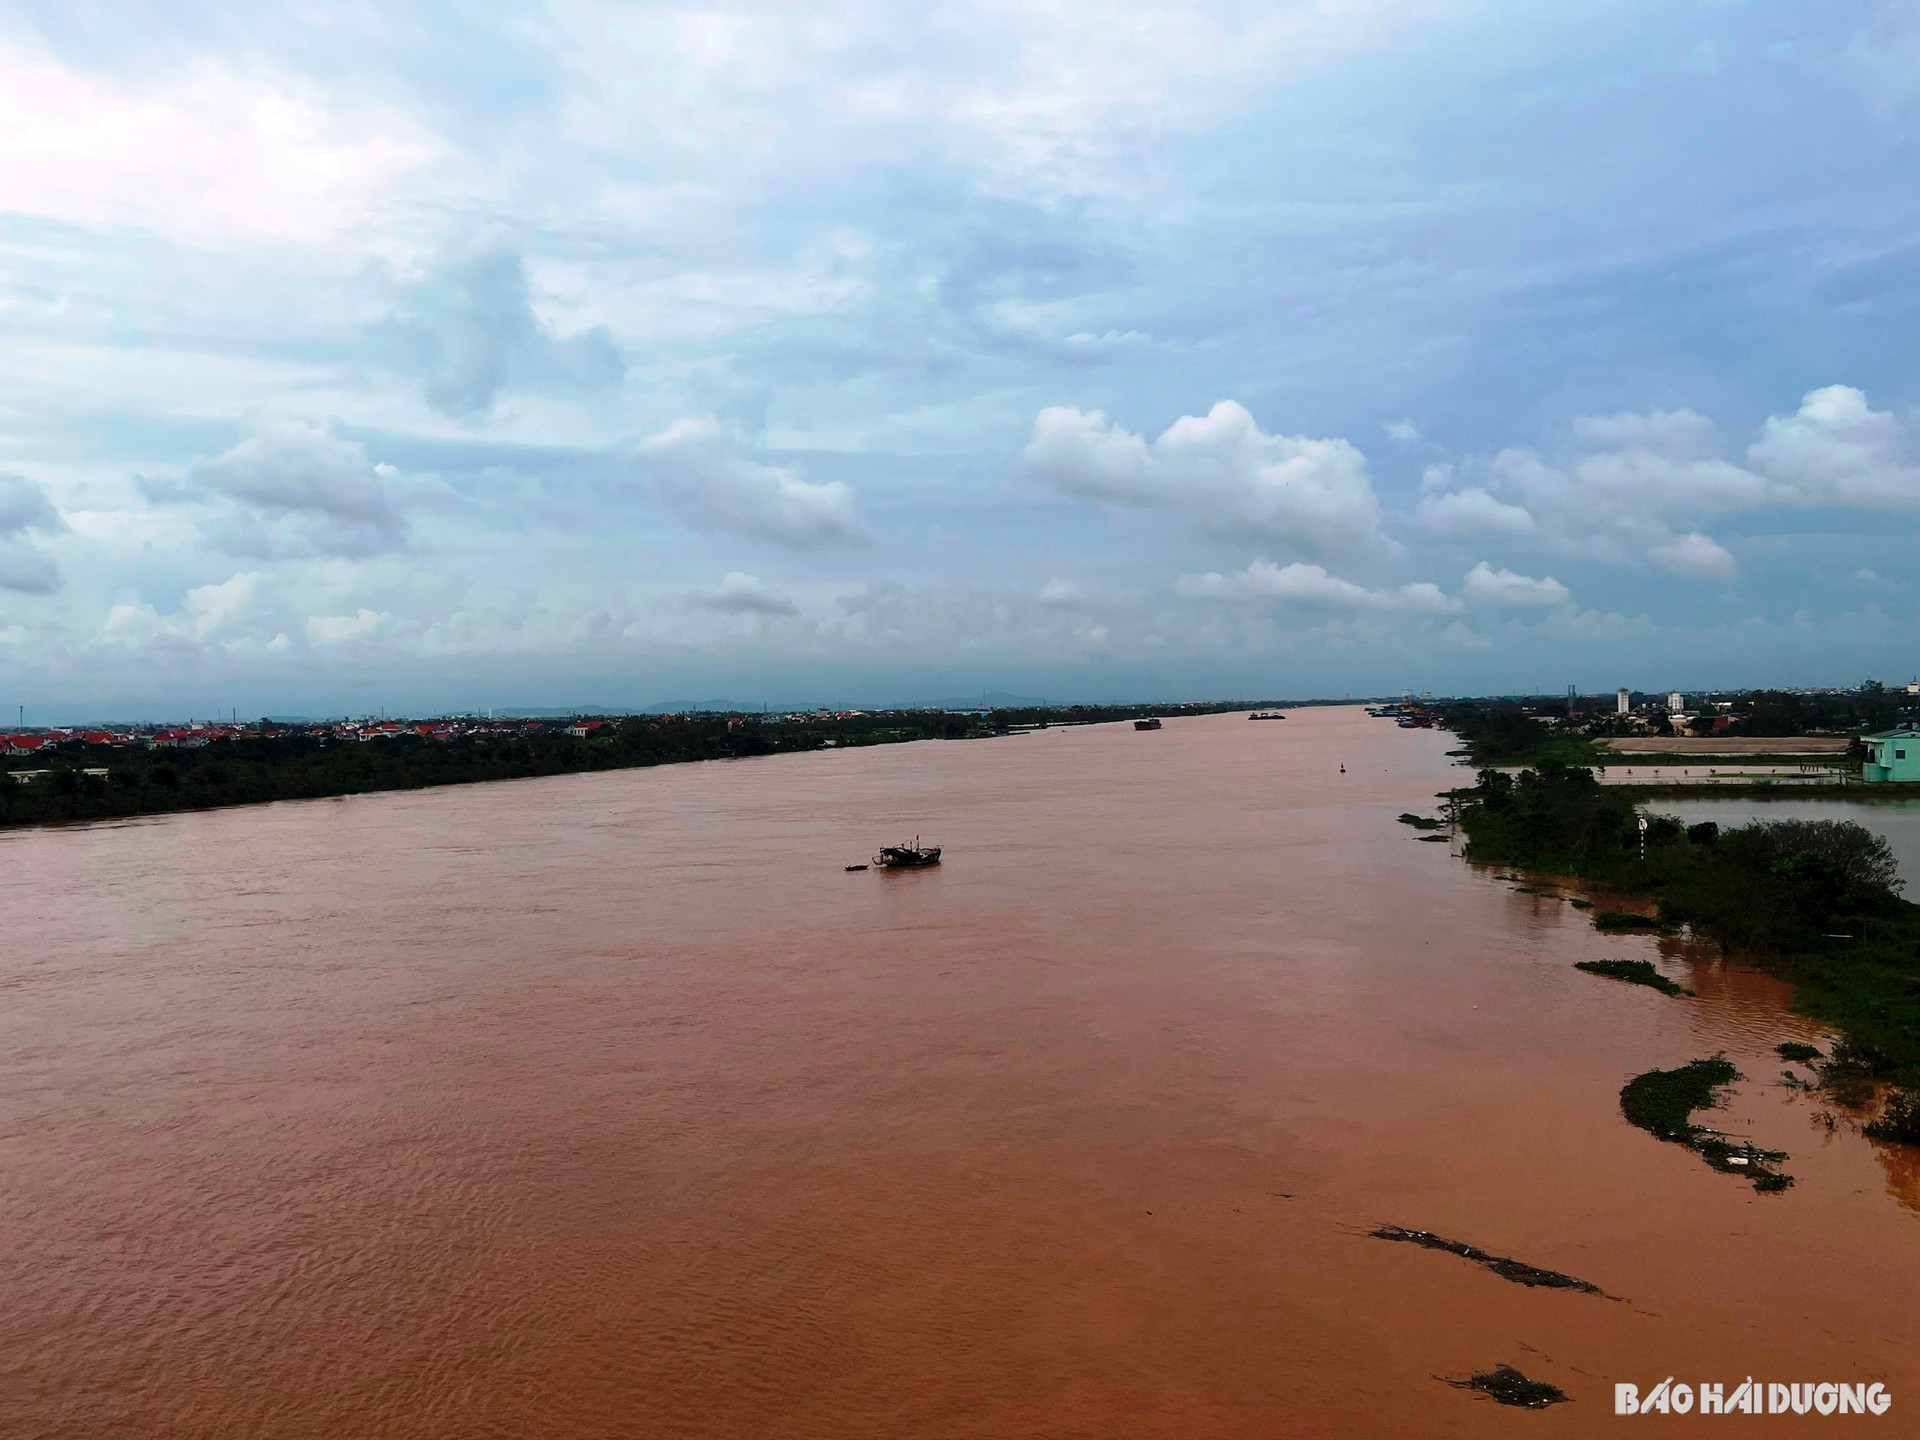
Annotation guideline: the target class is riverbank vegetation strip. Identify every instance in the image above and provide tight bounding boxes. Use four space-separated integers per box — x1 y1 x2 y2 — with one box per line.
1450 752 1920 1143
0 702 1265 831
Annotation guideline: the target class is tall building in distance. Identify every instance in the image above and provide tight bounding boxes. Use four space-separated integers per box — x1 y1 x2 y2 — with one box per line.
1616 687 1631 715
1668 691 1685 713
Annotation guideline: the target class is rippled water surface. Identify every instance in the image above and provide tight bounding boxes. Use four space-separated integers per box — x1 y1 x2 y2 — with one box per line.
2 708 1914 1437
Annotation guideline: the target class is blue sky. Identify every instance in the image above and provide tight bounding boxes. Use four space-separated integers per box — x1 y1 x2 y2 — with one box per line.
2 0 1917 719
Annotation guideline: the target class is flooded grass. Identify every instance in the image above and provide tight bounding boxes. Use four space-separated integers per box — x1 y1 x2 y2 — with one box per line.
1864 1088 1920 1144
1775 1041 1823 1064
1575 959 1691 997
1620 1057 1792 1192
1593 910 1662 931
1396 812 1446 830
1369 1226 1614 1297
1446 1364 1571 1409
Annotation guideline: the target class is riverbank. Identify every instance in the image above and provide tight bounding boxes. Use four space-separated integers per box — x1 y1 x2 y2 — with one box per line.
1449 761 1920 1142
0 701 1266 832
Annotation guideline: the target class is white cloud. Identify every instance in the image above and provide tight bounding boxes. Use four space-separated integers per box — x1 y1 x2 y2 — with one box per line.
1176 559 1458 612
1462 561 1569 608
1037 577 1086 604
1385 419 1421 445
1026 400 1391 557
1746 385 1920 509
1412 486 1535 537
1648 531 1736 581
307 609 391 645
640 418 865 549
186 418 411 557
689 572 801 615
102 572 287 653
0 36 438 248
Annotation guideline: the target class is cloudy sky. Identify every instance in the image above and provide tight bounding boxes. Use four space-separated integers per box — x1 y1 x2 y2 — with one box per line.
3 1 1918 719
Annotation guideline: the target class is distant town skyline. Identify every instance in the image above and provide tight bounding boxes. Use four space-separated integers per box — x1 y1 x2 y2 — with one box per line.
2 2 1917 717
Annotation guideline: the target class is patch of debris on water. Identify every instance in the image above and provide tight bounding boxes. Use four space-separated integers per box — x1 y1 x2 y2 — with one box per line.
1446 1364 1570 1409
1575 958 1691 997
1369 1226 1617 1298
1619 1056 1792 1192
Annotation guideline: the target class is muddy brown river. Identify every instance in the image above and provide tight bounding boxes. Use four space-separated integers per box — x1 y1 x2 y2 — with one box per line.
1 707 1912 1436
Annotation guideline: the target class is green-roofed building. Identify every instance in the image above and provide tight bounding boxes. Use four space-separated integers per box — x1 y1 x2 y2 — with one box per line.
1862 725 1920 783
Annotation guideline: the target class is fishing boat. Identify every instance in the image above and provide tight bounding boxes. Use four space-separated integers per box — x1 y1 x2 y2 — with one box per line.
873 839 942 868
1249 711 1288 720
1133 717 1162 731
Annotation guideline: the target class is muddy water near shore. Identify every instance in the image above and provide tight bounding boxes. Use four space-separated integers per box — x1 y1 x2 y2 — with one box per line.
1 707 1913 1437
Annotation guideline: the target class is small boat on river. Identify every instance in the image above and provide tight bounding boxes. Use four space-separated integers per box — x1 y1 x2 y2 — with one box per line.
873 840 942 868
1249 712 1287 720
1134 718 1162 731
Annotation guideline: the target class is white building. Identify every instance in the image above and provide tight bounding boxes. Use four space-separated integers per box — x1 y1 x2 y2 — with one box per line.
1616 687 1631 715
1668 691 1685 713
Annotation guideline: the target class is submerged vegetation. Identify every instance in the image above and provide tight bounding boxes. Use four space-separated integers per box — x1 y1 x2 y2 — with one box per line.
1456 760 1920 1088
1575 959 1690 997
1593 910 1663 932
1775 1042 1824 1065
1446 1365 1570 1410
1396 812 1446 830
1368 1226 1613 1296
1619 1057 1793 1191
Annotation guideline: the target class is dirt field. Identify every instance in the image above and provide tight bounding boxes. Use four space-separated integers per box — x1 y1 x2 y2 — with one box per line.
1601 735 1852 755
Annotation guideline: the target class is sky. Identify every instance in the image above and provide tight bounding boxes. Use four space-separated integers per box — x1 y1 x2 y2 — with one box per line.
2 0 1918 720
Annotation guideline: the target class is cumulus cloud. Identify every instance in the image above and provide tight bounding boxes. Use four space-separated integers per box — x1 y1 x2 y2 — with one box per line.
1412 486 1535 537
186 418 411 557
1649 531 1736 581
689 572 801 616
1025 400 1392 557
641 418 865 549
1037 577 1087 604
1176 559 1458 612
382 250 626 417
0 473 67 594
102 572 290 654
1423 387 1920 581
307 609 392 645
1747 385 1920 508
1462 561 1569 608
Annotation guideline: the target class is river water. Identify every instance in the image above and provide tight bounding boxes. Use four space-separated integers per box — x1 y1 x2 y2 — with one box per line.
1 707 1913 1437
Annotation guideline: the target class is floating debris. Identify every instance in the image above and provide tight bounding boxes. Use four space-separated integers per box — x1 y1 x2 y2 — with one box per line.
1417 834 1449 842
1369 1226 1613 1297
1446 1364 1570 1409
1575 959 1691 997
1619 1056 1792 1192
845 864 869 872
